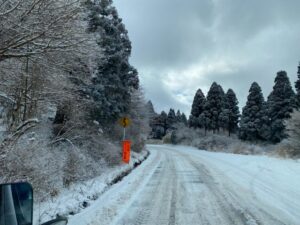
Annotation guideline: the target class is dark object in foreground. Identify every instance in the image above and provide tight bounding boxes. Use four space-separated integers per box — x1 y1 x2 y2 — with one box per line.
0 182 67 225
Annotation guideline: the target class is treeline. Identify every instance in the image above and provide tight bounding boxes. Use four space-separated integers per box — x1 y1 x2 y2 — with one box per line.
0 0 145 141
0 0 149 190
147 101 187 139
189 83 240 137
189 68 300 144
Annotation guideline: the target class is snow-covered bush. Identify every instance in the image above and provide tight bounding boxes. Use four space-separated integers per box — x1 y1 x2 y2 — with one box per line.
0 117 122 199
171 125 273 155
276 111 300 158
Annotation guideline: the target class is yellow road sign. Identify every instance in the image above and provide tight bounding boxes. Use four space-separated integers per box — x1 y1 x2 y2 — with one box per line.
119 117 131 128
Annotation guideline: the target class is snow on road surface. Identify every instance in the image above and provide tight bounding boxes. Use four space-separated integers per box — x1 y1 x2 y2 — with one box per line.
68 145 300 225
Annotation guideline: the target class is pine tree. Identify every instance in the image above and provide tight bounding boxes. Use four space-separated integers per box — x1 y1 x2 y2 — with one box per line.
267 71 295 143
166 108 176 131
176 110 182 123
86 0 139 125
146 101 157 120
295 62 300 108
160 111 168 131
239 82 265 141
181 113 188 125
219 89 240 136
189 89 206 128
146 100 158 133
259 101 271 141
203 82 225 133
198 112 209 135
151 111 167 139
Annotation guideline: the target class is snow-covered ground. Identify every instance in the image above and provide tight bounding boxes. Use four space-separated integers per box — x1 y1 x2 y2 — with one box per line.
173 145 300 224
64 144 300 225
33 150 149 225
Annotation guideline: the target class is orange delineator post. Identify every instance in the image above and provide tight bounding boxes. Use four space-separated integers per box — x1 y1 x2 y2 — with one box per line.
122 140 131 164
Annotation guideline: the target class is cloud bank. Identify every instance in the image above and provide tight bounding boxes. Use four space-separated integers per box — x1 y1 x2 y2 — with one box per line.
115 0 300 115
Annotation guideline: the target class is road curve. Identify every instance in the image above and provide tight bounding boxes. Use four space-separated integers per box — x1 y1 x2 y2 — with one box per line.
115 145 288 225
69 145 296 225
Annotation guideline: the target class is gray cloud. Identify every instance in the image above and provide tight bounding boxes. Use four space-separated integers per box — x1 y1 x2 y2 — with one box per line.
114 0 300 115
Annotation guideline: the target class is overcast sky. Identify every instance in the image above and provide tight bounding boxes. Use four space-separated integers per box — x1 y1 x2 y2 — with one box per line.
114 0 300 116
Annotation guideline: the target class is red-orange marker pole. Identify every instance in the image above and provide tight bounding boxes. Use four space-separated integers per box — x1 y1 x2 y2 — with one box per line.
122 140 131 164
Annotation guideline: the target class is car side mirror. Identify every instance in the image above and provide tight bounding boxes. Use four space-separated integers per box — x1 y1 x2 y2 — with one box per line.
0 182 68 225
0 182 33 225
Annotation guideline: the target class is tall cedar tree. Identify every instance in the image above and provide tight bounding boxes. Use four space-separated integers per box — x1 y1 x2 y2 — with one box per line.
176 110 182 123
203 82 225 133
146 101 157 120
267 71 295 143
181 113 188 125
217 84 226 130
151 111 167 139
259 101 271 141
219 89 240 136
146 100 157 130
166 109 177 130
239 82 265 141
86 0 139 125
189 89 206 128
295 62 300 108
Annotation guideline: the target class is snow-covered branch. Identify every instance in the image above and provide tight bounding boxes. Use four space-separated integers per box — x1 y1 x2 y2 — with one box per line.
0 0 87 61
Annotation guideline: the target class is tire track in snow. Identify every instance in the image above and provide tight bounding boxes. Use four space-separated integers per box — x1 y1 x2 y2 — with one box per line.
177 150 287 225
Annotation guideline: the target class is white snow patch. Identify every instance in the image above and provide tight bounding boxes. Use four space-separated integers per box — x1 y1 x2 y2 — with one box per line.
166 145 300 224
33 150 149 225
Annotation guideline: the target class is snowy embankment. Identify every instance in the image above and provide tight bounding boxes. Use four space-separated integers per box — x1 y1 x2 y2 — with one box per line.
33 150 149 225
172 145 300 224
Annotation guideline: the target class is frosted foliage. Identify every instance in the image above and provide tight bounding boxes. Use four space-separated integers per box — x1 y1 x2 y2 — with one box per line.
219 89 240 136
202 82 225 132
239 82 266 141
166 109 176 130
86 0 139 124
0 0 88 61
267 71 295 143
171 125 271 155
295 63 300 108
284 111 300 157
189 89 206 128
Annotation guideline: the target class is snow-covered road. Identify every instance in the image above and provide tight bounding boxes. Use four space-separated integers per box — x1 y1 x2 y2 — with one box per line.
68 145 300 225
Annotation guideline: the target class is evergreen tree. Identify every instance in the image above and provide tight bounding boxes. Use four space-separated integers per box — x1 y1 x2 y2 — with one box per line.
181 113 188 125
218 84 226 102
239 82 265 141
166 108 176 130
219 89 240 136
203 82 225 133
86 0 139 125
146 101 157 120
295 62 300 108
160 111 168 129
259 101 271 141
151 111 167 139
198 112 209 135
176 110 182 123
146 100 158 133
267 71 295 143
189 89 206 128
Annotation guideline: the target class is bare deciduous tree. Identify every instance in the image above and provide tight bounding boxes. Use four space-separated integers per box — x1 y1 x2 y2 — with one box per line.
0 0 98 130
0 0 87 61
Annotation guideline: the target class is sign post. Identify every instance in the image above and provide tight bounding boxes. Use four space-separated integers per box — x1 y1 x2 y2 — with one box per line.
119 117 131 164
